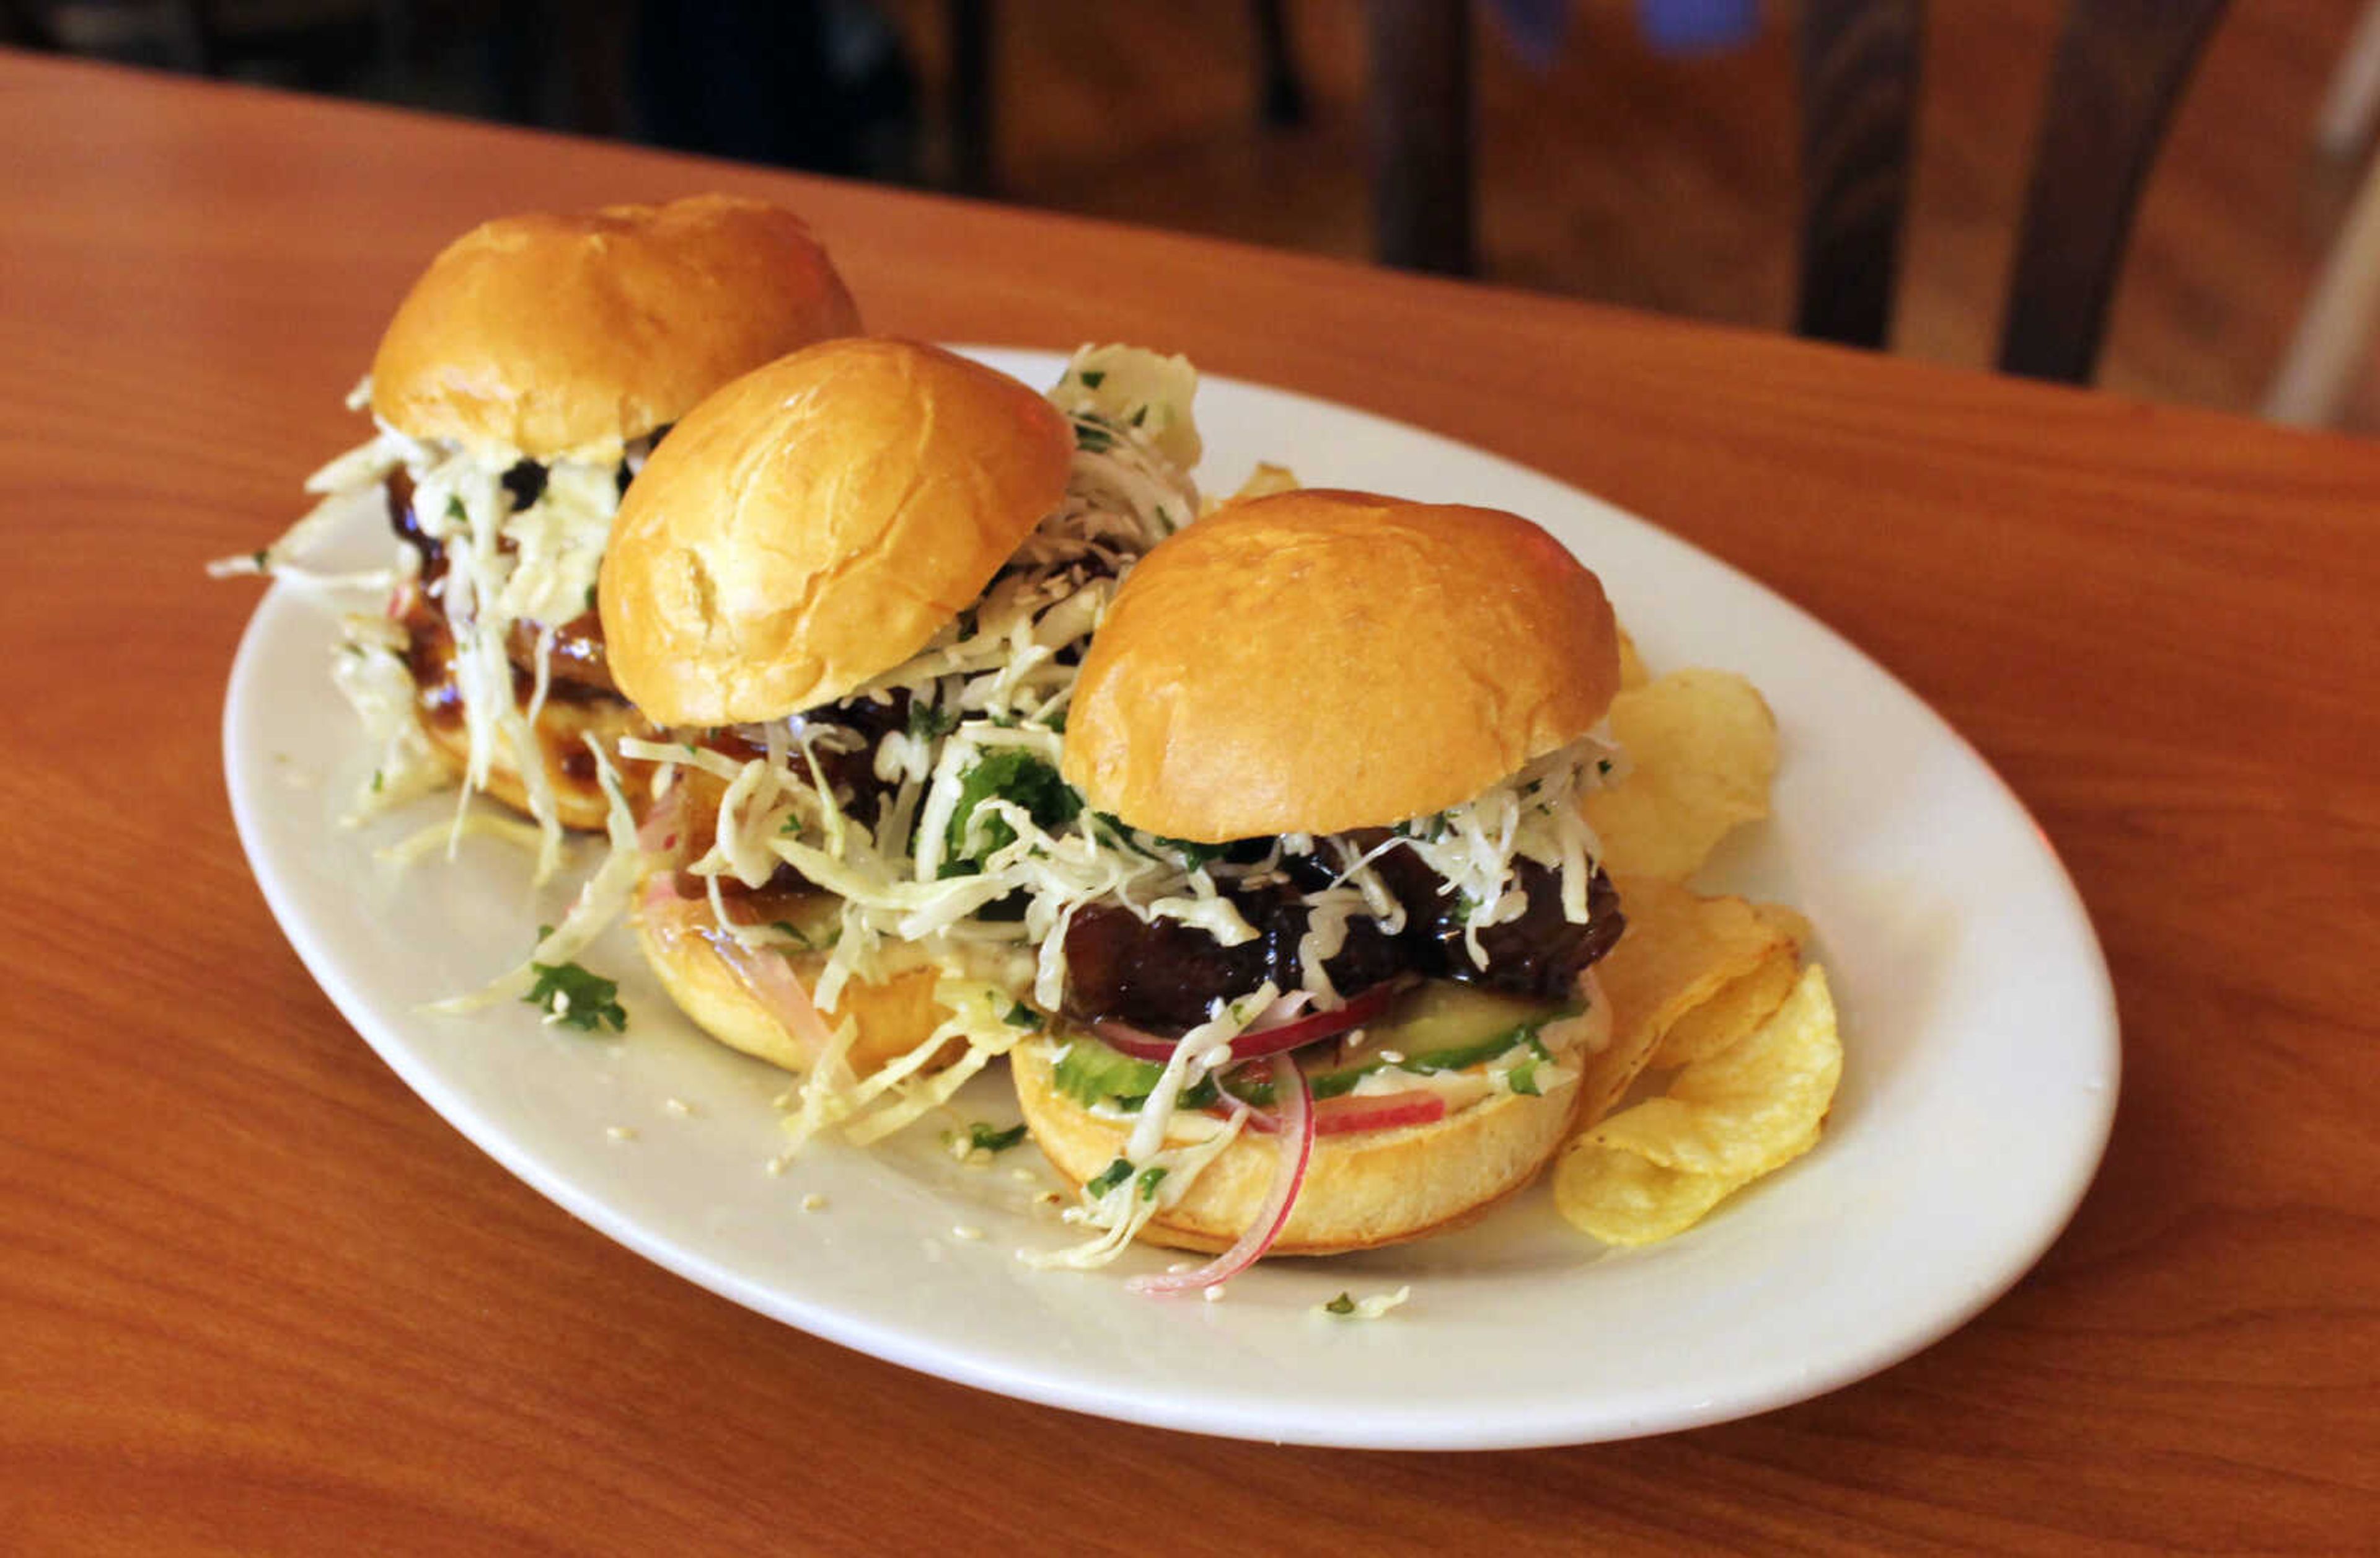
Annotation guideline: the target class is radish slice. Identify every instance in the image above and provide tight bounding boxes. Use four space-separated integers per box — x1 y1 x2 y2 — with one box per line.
1127 1053 1314 1298
1234 1087 1448 1138
1093 980 1403 1064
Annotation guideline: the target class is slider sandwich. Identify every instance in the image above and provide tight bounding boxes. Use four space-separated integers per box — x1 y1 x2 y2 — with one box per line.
1013 490 1628 1289
220 195 860 872
596 339 1205 1123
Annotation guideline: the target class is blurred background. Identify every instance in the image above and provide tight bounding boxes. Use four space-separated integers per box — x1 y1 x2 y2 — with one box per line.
11 1 2378 432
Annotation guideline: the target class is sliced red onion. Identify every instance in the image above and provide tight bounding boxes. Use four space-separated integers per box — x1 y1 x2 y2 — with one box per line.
699 921 840 1062
636 779 686 858
1127 1053 1314 1298
1093 981 1403 1064
635 786 837 1063
1245 990 1315 1031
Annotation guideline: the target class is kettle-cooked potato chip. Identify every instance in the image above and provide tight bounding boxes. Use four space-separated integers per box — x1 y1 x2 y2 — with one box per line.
1597 876 1804 1074
1582 669 1778 882
1554 963 1841 1246
1652 903 1809 1069
1207 461 1300 513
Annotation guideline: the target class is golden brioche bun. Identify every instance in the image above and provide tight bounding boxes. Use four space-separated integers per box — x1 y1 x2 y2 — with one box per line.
597 339 1073 727
1013 980 1608 1255
636 898 950 1075
1061 490 1621 842
370 194 860 459
416 692 650 833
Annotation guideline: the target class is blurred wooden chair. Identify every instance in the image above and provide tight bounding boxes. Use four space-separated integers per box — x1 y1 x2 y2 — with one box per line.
946 0 1306 197
2264 0 2380 427
1371 0 2230 386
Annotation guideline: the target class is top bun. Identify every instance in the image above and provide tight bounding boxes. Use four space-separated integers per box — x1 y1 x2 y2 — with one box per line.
598 339 1073 727
1062 489 1620 841
369 193 861 459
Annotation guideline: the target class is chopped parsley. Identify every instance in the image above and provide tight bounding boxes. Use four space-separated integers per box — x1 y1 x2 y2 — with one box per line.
940 750 1083 873
1084 1157 1134 1198
1073 422 1115 453
769 919 813 949
1505 1057 1542 1095
1005 1001 1042 1030
1090 813 1231 870
1136 1165 1168 1202
522 927 627 1032
1075 368 1106 389
964 1121 1029 1154
907 701 961 741
1323 1292 1357 1316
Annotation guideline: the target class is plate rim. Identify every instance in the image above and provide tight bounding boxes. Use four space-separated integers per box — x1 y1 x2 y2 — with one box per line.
223 348 2121 1450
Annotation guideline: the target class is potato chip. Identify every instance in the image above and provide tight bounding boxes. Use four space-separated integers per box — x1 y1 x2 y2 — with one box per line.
1615 624 1650 691
1203 462 1301 514
1549 1139 1748 1246
1654 946 1799 1069
1595 875 1796 1077
1582 669 1778 882
1554 964 1840 1246
1570 986 1667 1133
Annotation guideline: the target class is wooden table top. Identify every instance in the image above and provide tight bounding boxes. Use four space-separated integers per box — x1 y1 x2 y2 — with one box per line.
6 48 2376 1553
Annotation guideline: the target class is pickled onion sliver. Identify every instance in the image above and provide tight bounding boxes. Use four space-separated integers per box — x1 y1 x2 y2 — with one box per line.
1127 1053 1314 1298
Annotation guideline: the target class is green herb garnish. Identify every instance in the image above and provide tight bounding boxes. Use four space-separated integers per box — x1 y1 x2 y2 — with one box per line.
522 926 626 1032
940 750 1083 872
965 1121 1029 1154
1084 1157 1134 1198
1076 368 1106 389
1005 1001 1042 1030
1323 1293 1357 1316
1073 422 1115 453
1137 1165 1168 1202
907 701 961 741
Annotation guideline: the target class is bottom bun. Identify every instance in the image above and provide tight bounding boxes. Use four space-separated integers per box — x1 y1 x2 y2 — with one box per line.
635 882 951 1076
418 691 649 833
1014 975 1609 1256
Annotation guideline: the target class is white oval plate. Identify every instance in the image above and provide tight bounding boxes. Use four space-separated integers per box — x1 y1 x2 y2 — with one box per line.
224 348 2117 1450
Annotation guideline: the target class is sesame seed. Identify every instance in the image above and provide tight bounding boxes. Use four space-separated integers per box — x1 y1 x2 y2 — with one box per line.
1202 1285 1227 1303
664 1097 695 1117
952 1225 985 1242
605 1125 637 1143
800 1193 827 1212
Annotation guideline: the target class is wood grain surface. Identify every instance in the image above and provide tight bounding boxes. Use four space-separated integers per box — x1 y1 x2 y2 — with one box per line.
3 50 2376 1555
